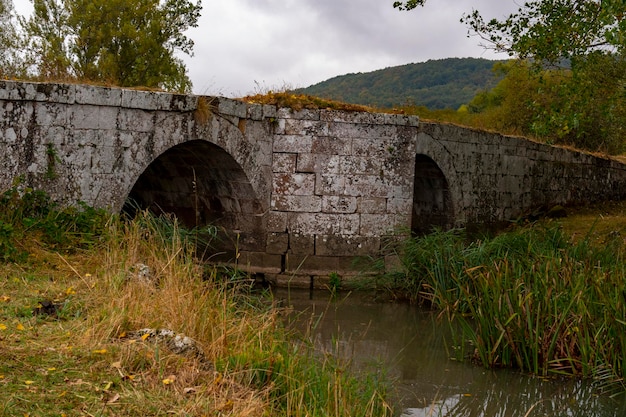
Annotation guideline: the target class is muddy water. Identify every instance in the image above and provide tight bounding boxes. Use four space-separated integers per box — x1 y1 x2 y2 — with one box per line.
273 288 626 417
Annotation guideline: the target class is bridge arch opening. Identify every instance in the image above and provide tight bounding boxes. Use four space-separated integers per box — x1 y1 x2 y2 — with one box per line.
411 154 454 235
123 140 265 255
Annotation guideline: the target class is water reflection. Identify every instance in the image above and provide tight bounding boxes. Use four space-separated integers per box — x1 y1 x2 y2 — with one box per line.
274 288 626 417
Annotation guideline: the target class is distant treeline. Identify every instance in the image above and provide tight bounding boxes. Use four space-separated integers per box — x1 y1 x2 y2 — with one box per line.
296 58 504 110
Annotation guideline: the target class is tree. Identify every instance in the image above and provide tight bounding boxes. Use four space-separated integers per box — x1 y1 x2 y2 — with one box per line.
461 0 626 65
460 1 626 153
0 0 29 78
20 0 201 92
395 0 626 153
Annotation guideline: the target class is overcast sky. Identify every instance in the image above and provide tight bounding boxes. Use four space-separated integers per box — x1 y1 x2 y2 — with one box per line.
13 0 520 97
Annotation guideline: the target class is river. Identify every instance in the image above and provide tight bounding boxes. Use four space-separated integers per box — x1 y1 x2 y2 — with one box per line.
273 288 626 417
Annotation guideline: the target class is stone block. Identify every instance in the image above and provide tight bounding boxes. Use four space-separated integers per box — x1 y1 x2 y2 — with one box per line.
359 197 387 214
272 153 297 173
247 103 264 120
315 174 346 196
262 104 277 119
35 103 68 127
311 136 351 155
296 154 343 175
117 108 154 132
288 233 315 255
315 235 380 256
386 197 412 214
337 156 381 175
343 175 390 198
320 109 386 124
70 105 120 130
271 195 322 212
75 84 122 106
283 119 329 136
235 251 282 274
360 214 399 237
277 107 320 120
284 254 363 275
121 89 172 110
266 232 289 254
273 172 316 195
287 212 360 236
384 113 419 127
217 97 247 118
273 134 312 153
321 196 358 214
266 211 287 232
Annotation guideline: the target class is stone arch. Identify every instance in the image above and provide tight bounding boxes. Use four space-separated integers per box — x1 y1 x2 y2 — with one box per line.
123 139 265 254
411 154 454 235
413 127 465 231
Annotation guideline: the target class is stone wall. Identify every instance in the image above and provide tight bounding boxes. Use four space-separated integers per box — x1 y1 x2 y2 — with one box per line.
255 108 419 286
417 122 626 227
2 81 626 288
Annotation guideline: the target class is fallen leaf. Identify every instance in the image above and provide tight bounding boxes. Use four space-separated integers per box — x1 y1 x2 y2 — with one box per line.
106 393 120 404
92 349 107 354
111 361 122 369
65 287 76 295
0 324 7 331
213 372 223 385
183 387 197 395
162 375 176 385
0 295 10 302
16 323 25 331
141 333 150 341
24 380 35 385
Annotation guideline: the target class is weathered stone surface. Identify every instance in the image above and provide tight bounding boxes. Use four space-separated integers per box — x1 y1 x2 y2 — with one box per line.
2 81 626 280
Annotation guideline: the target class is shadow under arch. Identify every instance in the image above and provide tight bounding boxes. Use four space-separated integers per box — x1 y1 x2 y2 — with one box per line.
123 139 265 256
411 154 454 235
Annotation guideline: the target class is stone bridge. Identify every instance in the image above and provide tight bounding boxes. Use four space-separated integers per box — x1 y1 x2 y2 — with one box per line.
2 81 626 286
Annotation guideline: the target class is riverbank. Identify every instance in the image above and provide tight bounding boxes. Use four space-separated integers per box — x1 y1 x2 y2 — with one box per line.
383 200 626 395
0 188 391 416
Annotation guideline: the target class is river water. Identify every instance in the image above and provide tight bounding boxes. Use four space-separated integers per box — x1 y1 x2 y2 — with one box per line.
273 288 626 417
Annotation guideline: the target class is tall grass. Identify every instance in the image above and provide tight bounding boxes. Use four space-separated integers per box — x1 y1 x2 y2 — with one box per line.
98 211 392 416
0 188 391 416
394 225 626 394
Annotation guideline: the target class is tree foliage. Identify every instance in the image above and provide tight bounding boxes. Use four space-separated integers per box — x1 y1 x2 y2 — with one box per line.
18 0 201 92
460 1 626 153
392 0 427 11
394 0 626 154
468 58 626 154
298 58 502 110
0 0 29 78
462 0 626 64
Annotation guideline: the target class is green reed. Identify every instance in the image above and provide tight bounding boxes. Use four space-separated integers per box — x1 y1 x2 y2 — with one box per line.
396 225 626 393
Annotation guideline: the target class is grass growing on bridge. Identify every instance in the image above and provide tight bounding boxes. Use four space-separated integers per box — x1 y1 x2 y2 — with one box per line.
0 188 392 417
390 203 626 395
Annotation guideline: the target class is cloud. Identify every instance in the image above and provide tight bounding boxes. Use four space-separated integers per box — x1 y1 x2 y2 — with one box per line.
12 0 520 96
186 0 519 96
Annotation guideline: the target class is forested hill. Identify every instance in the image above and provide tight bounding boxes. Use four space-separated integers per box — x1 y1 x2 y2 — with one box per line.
297 57 504 110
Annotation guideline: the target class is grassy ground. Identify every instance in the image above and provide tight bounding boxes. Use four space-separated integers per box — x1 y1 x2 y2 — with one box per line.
0 189 391 417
